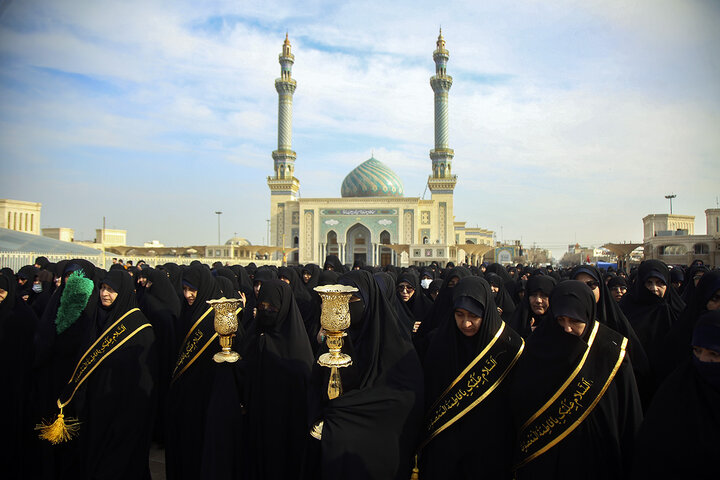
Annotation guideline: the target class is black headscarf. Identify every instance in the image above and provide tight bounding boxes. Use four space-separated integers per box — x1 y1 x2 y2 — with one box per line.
301 263 321 291
681 264 710 303
161 262 184 300
511 280 643 478
509 274 556 339
63 268 157 479
323 254 345 272
308 270 424 479
631 309 720 478
165 263 223 480
243 279 314 479
571 265 651 404
416 266 472 338
421 276 521 478
485 272 516 322
620 260 685 385
396 270 434 332
660 270 720 379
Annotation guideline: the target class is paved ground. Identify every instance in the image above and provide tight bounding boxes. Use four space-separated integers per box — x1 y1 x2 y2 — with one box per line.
149 444 166 480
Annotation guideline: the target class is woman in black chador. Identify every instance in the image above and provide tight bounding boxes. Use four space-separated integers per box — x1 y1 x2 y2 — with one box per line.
138 267 180 446
36 269 157 479
419 276 524 479
509 274 556 339
307 270 424 480
511 280 643 479
620 259 685 387
165 264 223 480
632 309 720 478
242 280 314 479
1 271 37 479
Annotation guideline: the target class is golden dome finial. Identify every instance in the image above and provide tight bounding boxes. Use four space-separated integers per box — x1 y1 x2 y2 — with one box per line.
437 27 445 50
284 31 290 46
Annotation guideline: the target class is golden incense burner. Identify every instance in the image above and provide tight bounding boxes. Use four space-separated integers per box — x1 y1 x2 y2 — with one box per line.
207 297 243 363
310 284 357 440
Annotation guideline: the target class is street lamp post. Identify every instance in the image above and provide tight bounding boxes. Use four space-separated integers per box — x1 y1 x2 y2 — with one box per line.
664 194 676 214
215 211 223 245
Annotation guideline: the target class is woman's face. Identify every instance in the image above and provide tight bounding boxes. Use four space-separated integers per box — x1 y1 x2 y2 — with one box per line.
645 277 667 298
100 283 119 307
397 281 415 302
490 285 499 294
529 292 549 316
574 273 600 304
556 315 586 336
693 345 720 363
0 287 7 304
610 285 627 302
706 290 720 311
455 307 482 337
302 271 311 284
183 285 198 306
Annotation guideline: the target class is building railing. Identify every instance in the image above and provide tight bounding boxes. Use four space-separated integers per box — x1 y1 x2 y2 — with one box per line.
1 251 282 272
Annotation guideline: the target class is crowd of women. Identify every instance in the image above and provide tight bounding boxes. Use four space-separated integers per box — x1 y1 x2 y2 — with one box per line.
1 254 718 479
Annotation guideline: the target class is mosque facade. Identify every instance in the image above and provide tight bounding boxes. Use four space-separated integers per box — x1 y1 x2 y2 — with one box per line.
268 33 493 267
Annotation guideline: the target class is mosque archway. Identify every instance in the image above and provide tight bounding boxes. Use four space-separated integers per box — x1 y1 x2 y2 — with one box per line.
346 223 372 265
327 230 339 257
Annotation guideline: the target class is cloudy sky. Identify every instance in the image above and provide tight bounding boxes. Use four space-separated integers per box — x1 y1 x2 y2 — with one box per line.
1 0 718 259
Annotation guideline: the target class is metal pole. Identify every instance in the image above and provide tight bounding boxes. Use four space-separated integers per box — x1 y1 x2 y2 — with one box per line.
215 211 222 245
664 194 676 215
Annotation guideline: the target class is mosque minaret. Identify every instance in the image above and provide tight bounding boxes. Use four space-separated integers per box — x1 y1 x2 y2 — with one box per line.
268 33 300 199
267 32 493 266
428 29 456 192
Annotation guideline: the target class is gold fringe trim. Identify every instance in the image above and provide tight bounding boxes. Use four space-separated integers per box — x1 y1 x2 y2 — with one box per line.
35 410 81 445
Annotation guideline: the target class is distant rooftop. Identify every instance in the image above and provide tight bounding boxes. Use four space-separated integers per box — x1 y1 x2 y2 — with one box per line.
0 228 102 255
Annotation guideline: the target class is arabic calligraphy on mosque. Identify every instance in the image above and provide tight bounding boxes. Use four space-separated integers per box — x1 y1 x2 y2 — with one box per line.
428 355 499 431
519 377 594 453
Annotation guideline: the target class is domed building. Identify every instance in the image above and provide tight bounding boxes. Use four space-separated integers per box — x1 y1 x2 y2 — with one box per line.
267 32 493 266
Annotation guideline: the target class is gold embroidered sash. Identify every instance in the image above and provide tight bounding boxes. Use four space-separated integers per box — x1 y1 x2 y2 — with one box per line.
513 322 627 470
171 307 217 383
36 307 152 444
419 322 524 450
60 307 151 408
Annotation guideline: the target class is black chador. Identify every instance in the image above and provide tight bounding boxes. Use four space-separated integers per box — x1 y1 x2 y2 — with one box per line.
307 270 424 480
36 269 157 479
419 276 524 479
242 280 314 479
632 310 720 478
511 281 643 479
165 264 223 480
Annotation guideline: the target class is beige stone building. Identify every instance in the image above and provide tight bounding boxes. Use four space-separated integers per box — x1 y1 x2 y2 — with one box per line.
643 209 720 266
0 199 41 235
267 33 493 267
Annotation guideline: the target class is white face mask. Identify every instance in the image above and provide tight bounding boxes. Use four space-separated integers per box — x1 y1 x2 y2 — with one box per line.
420 278 432 290
32 283 43 293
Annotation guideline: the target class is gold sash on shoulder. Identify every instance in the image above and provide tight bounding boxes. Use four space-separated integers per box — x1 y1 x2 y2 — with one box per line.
36 308 152 444
419 322 524 451
171 306 217 383
513 322 628 470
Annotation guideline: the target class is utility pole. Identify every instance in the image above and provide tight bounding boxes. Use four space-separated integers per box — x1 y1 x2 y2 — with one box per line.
664 194 676 214
215 211 222 245
266 219 270 246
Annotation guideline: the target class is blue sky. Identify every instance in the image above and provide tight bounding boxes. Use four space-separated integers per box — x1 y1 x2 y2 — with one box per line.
1 0 718 260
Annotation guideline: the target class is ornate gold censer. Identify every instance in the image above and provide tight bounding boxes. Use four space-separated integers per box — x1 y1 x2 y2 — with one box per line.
310 284 357 440
207 297 243 363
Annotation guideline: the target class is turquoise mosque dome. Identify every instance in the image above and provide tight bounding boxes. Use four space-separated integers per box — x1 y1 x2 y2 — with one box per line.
341 156 405 198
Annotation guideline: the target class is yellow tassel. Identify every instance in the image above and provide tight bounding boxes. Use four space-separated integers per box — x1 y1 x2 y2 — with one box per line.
410 454 419 480
35 410 81 445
